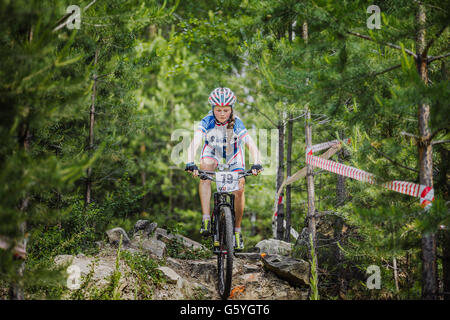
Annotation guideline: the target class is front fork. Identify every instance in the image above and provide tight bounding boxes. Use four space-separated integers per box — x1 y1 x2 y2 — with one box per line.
213 193 235 252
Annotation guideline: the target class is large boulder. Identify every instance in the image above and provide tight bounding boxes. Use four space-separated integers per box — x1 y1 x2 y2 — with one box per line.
255 239 292 256
133 220 157 238
261 254 310 287
54 254 116 287
155 228 206 251
186 259 217 283
157 266 182 284
134 237 166 259
106 227 131 246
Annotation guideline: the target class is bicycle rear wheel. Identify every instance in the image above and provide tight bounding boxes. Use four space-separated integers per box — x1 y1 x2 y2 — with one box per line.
217 205 234 300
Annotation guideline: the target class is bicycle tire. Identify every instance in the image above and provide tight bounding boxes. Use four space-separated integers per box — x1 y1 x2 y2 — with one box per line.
217 205 234 300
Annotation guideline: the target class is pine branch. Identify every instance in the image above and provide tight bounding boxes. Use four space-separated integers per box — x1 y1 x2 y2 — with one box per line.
432 140 450 145
400 131 419 141
247 103 277 128
281 112 306 126
346 31 417 58
369 64 402 77
423 23 448 56
429 127 449 141
314 63 402 93
371 145 419 173
428 52 450 63
84 0 97 11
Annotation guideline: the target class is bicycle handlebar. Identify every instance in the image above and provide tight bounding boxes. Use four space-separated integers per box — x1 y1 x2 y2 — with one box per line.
197 168 262 181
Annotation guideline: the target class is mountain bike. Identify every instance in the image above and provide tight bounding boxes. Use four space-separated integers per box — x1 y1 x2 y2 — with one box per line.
196 164 259 300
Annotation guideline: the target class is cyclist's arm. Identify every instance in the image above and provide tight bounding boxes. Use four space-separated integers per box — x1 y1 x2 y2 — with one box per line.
244 135 262 165
186 130 204 163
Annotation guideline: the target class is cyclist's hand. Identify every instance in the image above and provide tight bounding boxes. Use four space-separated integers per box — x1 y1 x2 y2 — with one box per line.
250 164 263 176
185 162 199 177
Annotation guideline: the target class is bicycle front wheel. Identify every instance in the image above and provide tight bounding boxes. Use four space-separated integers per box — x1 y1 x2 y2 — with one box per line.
217 205 234 300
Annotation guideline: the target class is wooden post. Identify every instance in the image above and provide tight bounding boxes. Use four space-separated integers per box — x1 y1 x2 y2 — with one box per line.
305 106 317 256
285 112 293 242
276 112 285 240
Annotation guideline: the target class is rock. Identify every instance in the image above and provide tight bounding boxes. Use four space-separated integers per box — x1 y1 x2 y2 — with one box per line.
134 220 157 237
243 264 260 273
155 228 206 251
123 247 140 255
235 252 262 261
54 254 116 287
106 227 130 246
157 266 181 284
255 239 292 256
262 254 310 287
191 283 211 299
166 257 183 269
134 238 166 259
240 272 261 283
54 254 74 266
187 260 216 283
177 277 185 289
95 241 105 250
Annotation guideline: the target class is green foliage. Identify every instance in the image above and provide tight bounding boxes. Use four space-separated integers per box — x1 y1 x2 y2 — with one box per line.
122 251 166 300
166 236 212 260
1 0 449 300
70 236 126 300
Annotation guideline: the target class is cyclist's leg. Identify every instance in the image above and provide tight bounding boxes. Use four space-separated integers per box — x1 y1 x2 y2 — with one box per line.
232 177 245 229
199 156 218 220
228 145 246 229
232 177 245 250
228 147 246 250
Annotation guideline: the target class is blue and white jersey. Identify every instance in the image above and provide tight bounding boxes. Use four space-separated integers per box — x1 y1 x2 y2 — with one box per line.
197 111 250 164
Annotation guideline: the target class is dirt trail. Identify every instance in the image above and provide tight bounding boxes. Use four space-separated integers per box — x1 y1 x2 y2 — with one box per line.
55 226 309 300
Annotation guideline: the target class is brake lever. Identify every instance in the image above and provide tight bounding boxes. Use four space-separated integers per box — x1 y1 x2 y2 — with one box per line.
199 174 214 181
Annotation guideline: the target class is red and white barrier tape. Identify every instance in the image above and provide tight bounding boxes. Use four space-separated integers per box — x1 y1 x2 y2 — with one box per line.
306 139 434 209
272 141 344 240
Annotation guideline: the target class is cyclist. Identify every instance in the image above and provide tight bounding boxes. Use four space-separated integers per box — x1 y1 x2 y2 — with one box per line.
185 87 263 251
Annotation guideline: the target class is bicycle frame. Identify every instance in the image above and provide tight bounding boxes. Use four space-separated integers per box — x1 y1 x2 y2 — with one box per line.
212 192 235 254
188 164 262 299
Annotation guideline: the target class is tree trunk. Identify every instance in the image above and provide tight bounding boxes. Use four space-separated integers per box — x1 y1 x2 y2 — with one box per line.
284 112 293 242
415 4 438 300
302 21 308 44
276 113 285 240
393 257 399 292
305 107 317 254
85 48 99 206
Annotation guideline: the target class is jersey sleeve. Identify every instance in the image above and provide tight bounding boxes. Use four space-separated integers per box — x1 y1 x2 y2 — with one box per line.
234 117 250 144
196 120 207 138
197 113 213 138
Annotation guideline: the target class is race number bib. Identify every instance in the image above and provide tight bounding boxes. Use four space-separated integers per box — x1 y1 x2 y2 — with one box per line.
216 172 239 192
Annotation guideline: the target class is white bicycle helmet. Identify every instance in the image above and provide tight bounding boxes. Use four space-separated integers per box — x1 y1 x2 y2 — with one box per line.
208 87 236 108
